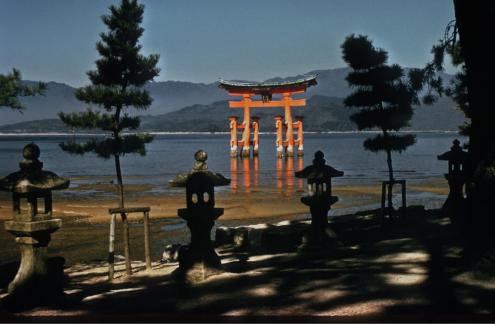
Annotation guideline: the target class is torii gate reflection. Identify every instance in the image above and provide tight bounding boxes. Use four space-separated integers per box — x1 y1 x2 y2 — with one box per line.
230 157 304 196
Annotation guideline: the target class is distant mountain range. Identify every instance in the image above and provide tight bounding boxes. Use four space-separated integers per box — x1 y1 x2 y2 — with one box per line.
0 67 466 132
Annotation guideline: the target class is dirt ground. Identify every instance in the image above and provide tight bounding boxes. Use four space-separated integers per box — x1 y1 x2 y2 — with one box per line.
1 206 494 322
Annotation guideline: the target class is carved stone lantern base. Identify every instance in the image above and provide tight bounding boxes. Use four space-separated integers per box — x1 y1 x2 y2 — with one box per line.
298 227 339 253
177 206 224 283
298 195 339 253
3 219 64 310
177 244 223 283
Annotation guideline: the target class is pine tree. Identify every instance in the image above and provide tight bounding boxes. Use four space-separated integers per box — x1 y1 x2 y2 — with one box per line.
0 69 45 110
341 34 416 212
59 0 160 208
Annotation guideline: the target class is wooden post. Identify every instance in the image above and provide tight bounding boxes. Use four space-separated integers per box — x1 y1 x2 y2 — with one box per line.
121 212 132 275
108 207 152 277
241 94 251 158
401 180 407 218
381 181 387 224
252 117 260 156
229 116 238 158
108 213 116 280
283 93 295 157
275 116 284 158
143 210 151 271
295 116 304 156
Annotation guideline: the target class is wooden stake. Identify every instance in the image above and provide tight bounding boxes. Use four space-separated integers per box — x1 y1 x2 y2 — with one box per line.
143 211 151 270
121 212 132 275
108 213 116 280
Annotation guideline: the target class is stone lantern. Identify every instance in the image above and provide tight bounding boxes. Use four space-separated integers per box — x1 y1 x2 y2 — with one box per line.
437 139 468 222
0 143 69 307
174 150 230 282
295 151 343 250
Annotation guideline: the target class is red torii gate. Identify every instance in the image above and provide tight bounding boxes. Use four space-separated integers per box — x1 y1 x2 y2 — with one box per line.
219 76 317 158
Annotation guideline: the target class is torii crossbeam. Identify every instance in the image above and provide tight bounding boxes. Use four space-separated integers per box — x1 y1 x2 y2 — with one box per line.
219 76 317 158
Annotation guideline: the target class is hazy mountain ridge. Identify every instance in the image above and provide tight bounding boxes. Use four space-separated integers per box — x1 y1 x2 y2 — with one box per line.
0 94 465 133
0 67 463 131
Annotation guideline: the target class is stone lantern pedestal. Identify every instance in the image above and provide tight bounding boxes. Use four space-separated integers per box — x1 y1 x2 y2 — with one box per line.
0 143 69 309
295 151 344 252
437 139 468 223
173 150 230 282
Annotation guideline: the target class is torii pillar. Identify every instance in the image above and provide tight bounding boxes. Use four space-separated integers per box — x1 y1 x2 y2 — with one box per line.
295 116 304 157
252 116 260 156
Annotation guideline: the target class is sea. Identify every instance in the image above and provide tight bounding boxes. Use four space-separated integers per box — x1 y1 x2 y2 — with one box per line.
0 131 466 264
0 131 465 192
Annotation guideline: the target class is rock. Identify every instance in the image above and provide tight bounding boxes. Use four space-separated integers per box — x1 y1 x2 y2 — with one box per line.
215 220 311 252
162 244 181 263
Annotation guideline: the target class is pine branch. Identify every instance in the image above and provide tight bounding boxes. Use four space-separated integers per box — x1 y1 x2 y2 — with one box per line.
350 106 412 131
120 115 140 130
346 65 403 87
59 139 98 155
59 110 114 130
75 86 153 110
341 34 388 70
364 134 416 153
0 69 45 110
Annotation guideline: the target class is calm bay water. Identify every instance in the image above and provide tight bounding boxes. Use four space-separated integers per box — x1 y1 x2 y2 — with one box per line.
0 132 465 192
0 132 466 264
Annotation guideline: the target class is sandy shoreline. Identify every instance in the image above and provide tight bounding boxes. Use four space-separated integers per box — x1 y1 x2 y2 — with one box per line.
0 178 449 266
0 177 449 222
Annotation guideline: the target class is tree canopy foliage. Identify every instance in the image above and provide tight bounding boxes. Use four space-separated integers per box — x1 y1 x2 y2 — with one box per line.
58 0 159 207
341 35 416 168
0 69 45 110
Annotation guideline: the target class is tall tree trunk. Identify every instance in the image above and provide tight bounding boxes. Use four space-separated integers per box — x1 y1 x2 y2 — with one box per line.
453 0 495 252
386 148 394 211
114 104 124 209
114 154 125 208
453 0 495 179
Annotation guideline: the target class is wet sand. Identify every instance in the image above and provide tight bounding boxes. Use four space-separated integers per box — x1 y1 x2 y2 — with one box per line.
0 178 448 266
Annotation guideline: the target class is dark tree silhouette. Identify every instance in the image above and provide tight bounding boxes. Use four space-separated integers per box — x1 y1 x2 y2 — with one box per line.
0 69 45 110
341 34 416 213
451 1 495 251
414 2 495 252
58 0 160 209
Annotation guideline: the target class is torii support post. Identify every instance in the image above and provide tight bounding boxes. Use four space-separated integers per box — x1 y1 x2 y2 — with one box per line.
295 116 304 156
283 93 295 157
252 117 260 156
229 116 239 158
240 94 251 158
275 116 284 158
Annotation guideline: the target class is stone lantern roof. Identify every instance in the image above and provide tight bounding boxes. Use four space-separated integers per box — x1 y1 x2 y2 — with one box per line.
437 139 468 163
169 150 230 187
295 151 344 180
0 143 69 193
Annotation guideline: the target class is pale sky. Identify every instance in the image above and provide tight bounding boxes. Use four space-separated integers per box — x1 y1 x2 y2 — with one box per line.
0 0 455 86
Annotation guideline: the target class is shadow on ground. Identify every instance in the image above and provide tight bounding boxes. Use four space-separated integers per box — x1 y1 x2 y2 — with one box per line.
1 206 495 322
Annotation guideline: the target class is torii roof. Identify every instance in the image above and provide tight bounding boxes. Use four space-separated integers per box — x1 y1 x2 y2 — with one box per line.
218 75 317 94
